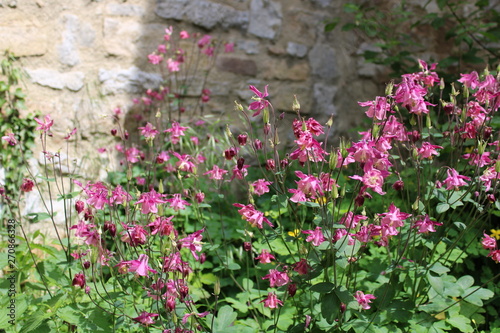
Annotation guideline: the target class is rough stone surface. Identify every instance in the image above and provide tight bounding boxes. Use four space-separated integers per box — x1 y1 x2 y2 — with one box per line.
99 67 163 95
156 0 248 29
106 3 145 16
103 18 142 57
248 0 282 39
237 40 260 54
313 82 337 116
27 69 85 91
286 42 308 58
216 57 258 76
0 15 47 56
309 44 338 80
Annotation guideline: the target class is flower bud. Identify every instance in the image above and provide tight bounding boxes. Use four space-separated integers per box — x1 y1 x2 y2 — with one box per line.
237 134 248 146
254 139 263 150
83 261 91 269
243 242 252 252
292 95 300 112
288 283 297 297
237 157 245 170
20 178 35 192
75 200 85 214
392 180 404 191
72 273 86 288
104 221 116 237
111 129 117 136
266 159 275 171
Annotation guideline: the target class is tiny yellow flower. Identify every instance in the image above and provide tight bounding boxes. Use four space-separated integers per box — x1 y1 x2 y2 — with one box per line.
490 229 500 240
288 229 301 238
313 197 327 205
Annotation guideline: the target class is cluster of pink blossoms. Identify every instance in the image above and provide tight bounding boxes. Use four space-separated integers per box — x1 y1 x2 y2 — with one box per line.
481 233 500 262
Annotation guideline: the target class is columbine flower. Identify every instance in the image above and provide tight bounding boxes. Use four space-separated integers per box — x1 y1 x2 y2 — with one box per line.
116 254 158 277
248 85 270 117
261 292 283 309
180 229 204 260
138 122 159 139
491 229 500 240
133 311 159 326
203 165 228 180
255 249 275 264
164 121 189 144
302 227 325 246
2 132 17 146
20 178 35 192
72 273 86 288
34 114 54 133
251 179 272 196
413 215 442 234
263 269 289 287
443 168 471 190
355 291 376 310
482 233 497 250
135 189 166 214
233 203 273 228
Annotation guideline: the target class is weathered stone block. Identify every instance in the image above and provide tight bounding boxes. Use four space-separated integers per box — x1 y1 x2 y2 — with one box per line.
216 57 258 77
103 18 142 57
248 0 282 40
309 44 338 80
0 15 47 56
99 66 163 95
286 42 308 58
263 59 310 81
155 0 248 30
313 82 337 116
106 3 145 16
27 69 85 91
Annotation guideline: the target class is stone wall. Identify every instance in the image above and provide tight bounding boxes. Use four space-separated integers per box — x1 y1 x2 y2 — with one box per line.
1 0 386 232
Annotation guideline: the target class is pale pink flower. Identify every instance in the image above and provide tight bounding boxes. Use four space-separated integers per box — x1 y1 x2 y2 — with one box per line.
418 142 443 159
482 233 497 250
164 121 189 144
263 269 289 287
148 53 163 65
166 193 191 211
443 168 471 190
233 203 273 228
302 226 325 246
116 254 157 277
34 115 54 133
355 291 376 310
248 85 270 117
135 189 166 214
179 229 204 260
203 165 228 180
133 311 159 326
252 179 273 196
413 215 442 234
2 132 17 146
255 249 275 264
261 292 283 309
179 30 190 39
138 122 159 139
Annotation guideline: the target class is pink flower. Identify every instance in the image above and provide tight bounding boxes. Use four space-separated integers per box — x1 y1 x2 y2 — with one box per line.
72 273 86 288
2 132 17 146
180 229 204 260
197 35 212 48
133 311 159 326
355 291 376 310
135 189 166 214
179 30 190 39
358 96 391 120
251 179 272 196
418 142 443 159
34 114 54 133
263 269 289 287
293 258 311 275
413 215 442 234
261 292 283 309
20 178 35 192
164 121 189 144
255 249 275 264
488 250 500 262
458 71 480 90
121 224 148 246
148 53 163 65
248 85 270 117
116 254 158 277
138 122 159 139
166 58 180 72
443 168 471 190
172 152 196 173
125 147 142 164
234 203 273 228
482 233 497 250
302 227 325 246
203 165 228 180
166 193 191 211
224 42 234 53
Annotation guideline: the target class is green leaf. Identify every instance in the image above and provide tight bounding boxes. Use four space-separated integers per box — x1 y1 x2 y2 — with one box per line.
462 287 494 306
310 282 334 294
447 315 472 332
321 291 340 324
227 263 241 270
428 273 444 295
213 305 237 332
57 191 81 201
325 19 340 32
19 311 49 333
429 262 450 275
436 203 449 214
457 275 474 290
26 212 53 223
